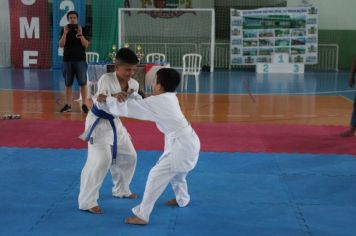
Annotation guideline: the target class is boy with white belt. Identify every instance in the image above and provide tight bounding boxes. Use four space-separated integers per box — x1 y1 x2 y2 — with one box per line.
99 68 200 224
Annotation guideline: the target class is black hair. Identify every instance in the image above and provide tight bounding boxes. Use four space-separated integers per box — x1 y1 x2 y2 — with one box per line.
115 48 139 65
67 11 78 20
156 68 181 92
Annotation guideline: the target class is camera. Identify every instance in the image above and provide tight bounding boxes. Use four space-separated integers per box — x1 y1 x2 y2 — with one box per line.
67 24 78 30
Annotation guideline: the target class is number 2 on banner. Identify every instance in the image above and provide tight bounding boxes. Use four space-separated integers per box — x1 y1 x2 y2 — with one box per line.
263 64 269 73
59 1 75 27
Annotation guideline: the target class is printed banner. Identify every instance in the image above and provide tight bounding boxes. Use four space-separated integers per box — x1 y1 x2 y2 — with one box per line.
230 7 318 65
9 0 51 68
52 0 86 68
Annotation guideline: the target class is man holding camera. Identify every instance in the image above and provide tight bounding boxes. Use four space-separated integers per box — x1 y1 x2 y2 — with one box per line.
59 11 89 113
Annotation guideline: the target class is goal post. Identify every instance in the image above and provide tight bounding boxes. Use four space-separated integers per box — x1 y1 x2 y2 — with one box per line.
118 8 215 72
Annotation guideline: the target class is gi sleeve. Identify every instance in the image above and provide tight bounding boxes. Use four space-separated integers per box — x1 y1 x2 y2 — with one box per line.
106 93 157 122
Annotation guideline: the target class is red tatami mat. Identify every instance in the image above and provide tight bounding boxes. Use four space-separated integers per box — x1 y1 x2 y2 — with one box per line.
1 119 355 155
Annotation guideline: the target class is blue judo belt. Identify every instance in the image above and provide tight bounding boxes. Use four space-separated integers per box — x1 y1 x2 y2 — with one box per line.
84 105 117 164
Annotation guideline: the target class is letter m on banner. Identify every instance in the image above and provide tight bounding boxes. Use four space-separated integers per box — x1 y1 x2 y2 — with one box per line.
20 17 40 39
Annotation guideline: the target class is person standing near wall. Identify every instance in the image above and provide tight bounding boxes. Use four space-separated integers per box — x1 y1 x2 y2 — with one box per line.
59 10 89 113
340 58 356 137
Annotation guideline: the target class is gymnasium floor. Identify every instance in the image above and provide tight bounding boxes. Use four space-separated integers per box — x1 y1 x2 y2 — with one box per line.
1 68 356 236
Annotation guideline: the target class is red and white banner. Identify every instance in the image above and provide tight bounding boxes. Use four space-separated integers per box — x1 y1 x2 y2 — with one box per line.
9 0 50 68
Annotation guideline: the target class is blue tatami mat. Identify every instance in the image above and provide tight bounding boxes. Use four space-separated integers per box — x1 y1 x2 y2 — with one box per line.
1 148 356 236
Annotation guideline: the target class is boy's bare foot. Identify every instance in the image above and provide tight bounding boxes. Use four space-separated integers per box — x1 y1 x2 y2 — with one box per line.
165 198 178 206
125 216 148 225
128 193 138 199
340 129 355 137
87 206 103 214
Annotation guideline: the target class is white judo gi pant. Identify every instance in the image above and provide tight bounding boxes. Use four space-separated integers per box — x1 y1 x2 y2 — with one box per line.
132 155 191 222
78 127 137 210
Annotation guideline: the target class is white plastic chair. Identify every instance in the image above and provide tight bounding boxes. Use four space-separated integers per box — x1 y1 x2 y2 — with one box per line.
181 53 202 92
86 52 99 98
146 53 166 64
86 52 99 63
76 52 100 102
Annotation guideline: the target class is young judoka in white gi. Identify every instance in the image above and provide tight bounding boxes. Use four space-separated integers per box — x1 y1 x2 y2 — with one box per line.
78 48 140 214
98 68 200 224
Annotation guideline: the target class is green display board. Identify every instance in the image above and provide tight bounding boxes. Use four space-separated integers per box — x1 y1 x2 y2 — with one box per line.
230 7 318 65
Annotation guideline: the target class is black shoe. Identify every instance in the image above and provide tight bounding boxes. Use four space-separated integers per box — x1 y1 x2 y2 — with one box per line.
82 104 89 113
60 104 71 113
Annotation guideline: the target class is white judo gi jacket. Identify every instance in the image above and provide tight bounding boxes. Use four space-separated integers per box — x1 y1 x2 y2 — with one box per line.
106 92 200 172
84 72 139 144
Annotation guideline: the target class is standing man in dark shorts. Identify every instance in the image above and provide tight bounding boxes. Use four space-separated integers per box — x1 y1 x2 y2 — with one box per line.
340 57 356 137
59 10 89 113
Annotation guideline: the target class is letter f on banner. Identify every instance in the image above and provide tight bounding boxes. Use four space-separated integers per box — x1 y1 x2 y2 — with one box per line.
23 51 38 67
